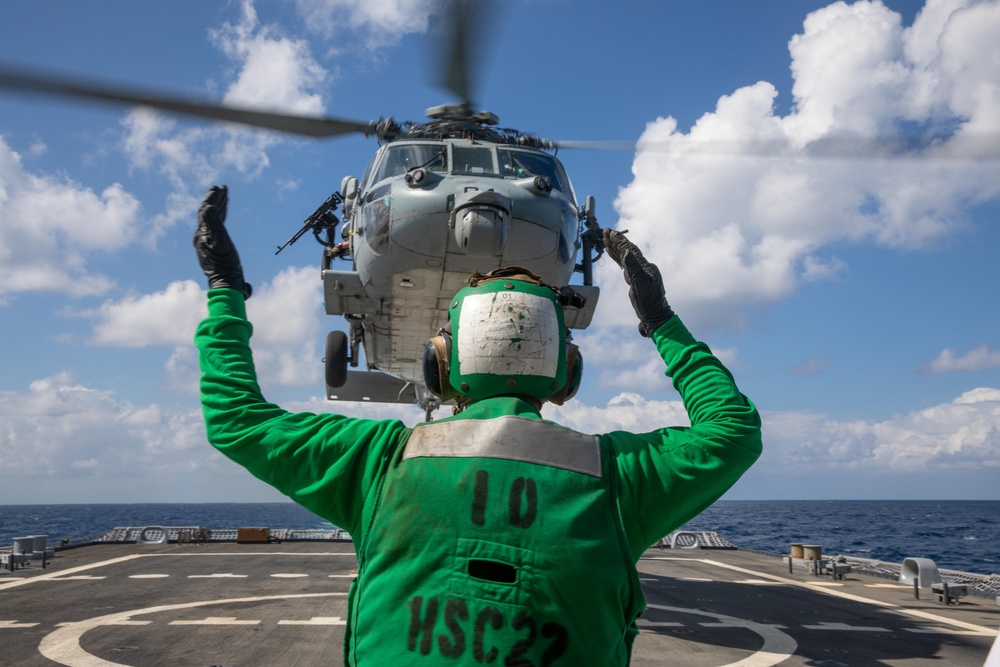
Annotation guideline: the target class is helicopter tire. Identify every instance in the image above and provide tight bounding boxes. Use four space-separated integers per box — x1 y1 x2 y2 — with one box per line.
325 330 349 388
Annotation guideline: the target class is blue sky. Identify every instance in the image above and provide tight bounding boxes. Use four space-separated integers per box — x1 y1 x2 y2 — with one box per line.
1 0 998 503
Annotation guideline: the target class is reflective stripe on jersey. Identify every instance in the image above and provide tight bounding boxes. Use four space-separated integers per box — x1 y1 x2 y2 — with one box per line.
404 415 601 477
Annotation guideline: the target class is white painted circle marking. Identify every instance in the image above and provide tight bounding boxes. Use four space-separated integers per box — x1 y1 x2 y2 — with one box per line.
37 592 345 667
645 604 797 667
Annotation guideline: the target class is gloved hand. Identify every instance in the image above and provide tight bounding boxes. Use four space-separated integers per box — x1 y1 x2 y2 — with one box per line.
193 185 252 299
603 229 673 336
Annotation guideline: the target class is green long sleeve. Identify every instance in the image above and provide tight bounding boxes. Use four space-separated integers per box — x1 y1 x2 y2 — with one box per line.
606 316 762 558
195 288 410 535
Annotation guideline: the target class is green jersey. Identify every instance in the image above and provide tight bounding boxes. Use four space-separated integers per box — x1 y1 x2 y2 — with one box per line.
196 289 762 665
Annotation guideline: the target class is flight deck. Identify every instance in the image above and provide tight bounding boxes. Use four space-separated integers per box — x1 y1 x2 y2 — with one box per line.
2 540 998 666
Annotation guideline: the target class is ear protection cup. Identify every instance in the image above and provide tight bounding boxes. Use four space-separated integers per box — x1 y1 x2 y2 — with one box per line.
547 342 582 406
422 330 458 402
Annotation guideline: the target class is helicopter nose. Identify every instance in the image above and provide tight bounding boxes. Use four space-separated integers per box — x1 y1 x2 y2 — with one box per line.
453 190 510 256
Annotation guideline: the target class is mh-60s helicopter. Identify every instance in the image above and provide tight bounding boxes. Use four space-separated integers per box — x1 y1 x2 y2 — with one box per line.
0 1 606 417
278 104 604 414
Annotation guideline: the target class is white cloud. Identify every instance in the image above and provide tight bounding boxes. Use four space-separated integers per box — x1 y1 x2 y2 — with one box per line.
0 373 216 491
121 0 330 201
284 395 425 422
922 344 1000 373
3 371 997 503
212 1 328 114
87 280 208 348
294 0 437 46
80 267 327 389
0 370 426 503
245 266 326 387
573 327 673 393
547 393 691 434
762 387 1000 473
0 137 142 303
612 0 1000 334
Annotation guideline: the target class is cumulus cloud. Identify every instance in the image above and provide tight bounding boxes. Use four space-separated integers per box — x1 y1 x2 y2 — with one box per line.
87 280 208 348
922 344 1000 373
0 137 142 303
3 369 997 503
0 372 224 501
244 266 327 387
212 1 328 114
548 393 691 435
610 0 1000 334
573 327 673 393
0 371 424 503
294 0 437 46
121 0 329 195
79 267 326 390
763 387 1000 473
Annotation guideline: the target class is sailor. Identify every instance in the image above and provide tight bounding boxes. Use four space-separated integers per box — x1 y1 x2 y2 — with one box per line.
194 185 762 665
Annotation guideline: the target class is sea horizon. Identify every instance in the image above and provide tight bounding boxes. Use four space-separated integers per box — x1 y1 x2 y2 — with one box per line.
3 500 997 576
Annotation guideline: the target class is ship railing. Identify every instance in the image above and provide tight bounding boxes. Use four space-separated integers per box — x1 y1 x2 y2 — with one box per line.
81 526 354 544
724 546 1000 601
657 531 738 549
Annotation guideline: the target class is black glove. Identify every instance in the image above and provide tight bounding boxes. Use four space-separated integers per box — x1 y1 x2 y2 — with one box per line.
194 185 252 299
603 229 673 336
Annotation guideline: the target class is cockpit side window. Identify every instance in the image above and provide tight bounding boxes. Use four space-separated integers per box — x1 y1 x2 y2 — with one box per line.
498 149 573 200
451 146 497 175
371 144 447 184
360 155 377 191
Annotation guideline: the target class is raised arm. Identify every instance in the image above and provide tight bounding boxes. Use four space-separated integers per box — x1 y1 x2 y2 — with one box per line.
600 230 762 558
193 186 409 533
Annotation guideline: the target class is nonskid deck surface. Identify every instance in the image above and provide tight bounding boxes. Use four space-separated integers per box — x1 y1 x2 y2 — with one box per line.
1 542 997 666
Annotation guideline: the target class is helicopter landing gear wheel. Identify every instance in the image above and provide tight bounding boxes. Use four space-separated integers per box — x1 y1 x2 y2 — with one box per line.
325 330 349 388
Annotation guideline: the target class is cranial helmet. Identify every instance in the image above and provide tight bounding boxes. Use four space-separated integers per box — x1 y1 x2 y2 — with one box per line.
423 267 583 405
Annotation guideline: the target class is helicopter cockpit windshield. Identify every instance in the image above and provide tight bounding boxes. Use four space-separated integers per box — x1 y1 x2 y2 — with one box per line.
361 142 576 208
452 145 497 175
371 143 447 184
498 148 574 200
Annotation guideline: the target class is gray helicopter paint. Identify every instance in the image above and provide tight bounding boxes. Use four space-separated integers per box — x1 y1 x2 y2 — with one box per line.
323 138 600 399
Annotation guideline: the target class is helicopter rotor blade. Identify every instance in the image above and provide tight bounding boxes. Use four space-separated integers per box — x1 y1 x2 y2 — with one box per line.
438 0 497 111
547 134 1000 161
0 64 376 139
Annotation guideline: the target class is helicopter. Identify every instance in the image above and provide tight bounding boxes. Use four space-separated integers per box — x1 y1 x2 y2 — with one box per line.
277 108 605 414
0 1 607 418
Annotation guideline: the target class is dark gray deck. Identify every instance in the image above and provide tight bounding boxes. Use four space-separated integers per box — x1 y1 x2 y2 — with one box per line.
1 541 997 665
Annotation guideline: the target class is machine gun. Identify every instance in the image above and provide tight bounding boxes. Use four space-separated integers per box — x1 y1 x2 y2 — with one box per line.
275 191 344 255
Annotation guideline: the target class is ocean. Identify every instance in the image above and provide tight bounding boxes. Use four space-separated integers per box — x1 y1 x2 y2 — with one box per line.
2 500 997 576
